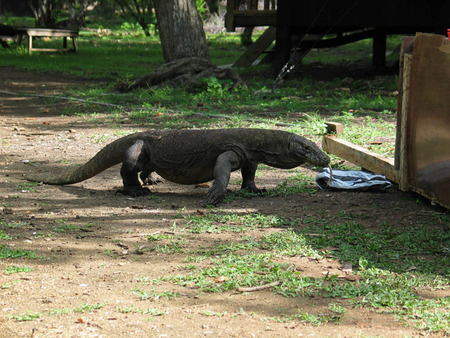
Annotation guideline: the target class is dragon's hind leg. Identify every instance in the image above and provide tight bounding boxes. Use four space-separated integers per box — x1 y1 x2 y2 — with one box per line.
117 139 152 197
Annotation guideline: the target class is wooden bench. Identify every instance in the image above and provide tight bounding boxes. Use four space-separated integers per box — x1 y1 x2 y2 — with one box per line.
18 28 79 55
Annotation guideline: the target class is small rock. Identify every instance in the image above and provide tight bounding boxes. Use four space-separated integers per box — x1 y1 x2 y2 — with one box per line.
2 208 13 215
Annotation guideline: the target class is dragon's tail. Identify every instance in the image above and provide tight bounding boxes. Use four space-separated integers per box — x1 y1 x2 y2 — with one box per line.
26 133 141 185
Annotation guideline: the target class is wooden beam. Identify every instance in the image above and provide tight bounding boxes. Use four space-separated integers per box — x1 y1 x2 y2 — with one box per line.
372 29 387 68
325 122 344 135
323 135 397 182
396 53 413 190
225 0 236 32
232 10 277 27
233 27 276 67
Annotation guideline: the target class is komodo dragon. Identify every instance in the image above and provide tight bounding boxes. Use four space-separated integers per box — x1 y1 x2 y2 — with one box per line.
27 128 330 205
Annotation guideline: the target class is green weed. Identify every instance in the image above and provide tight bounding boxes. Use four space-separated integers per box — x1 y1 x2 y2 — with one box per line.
9 312 42 321
183 211 295 234
74 302 108 313
4 265 33 274
0 220 30 229
117 305 166 316
16 182 40 192
0 244 37 259
132 287 180 301
49 302 108 316
0 230 12 240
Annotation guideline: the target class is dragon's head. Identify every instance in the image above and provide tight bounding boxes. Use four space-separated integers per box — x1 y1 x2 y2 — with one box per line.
289 135 330 167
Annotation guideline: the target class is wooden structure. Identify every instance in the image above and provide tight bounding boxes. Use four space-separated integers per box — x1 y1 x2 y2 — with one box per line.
225 0 450 70
225 0 277 67
225 0 276 32
323 33 450 209
17 28 79 54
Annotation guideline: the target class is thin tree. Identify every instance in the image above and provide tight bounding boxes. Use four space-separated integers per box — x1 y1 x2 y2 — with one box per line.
115 0 154 37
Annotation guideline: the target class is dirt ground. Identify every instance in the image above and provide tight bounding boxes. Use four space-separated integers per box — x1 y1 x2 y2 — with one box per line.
0 67 447 337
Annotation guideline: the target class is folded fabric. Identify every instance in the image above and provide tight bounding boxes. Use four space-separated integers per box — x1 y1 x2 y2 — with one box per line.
315 168 392 191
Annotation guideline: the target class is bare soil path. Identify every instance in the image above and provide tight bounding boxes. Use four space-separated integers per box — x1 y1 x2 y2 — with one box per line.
0 67 446 337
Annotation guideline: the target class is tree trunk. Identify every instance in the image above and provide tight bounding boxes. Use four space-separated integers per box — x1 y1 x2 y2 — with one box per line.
205 0 219 15
27 0 58 28
153 0 210 63
115 0 244 92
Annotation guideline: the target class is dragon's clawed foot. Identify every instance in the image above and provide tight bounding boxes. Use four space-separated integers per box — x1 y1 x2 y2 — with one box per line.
116 186 151 197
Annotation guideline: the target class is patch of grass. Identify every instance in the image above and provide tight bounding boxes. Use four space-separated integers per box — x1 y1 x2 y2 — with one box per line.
0 244 37 259
4 265 33 274
51 219 92 234
147 237 187 254
51 224 83 233
32 232 54 238
0 220 30 229
0 230 13 240
49 308 72 316
259 231 323 258
328 302 347 314
49 302 108 316
159 209 448 334
16 182 40 192
182 211 295 234
9 312 43 321
146 233 174 241
73 302 108 313
166 252 294 293
299 220 449 275
1 280 21 289
202 310 228 317
132 287 180 301
294 311 341 326
270 175 319 197
117 305 166 316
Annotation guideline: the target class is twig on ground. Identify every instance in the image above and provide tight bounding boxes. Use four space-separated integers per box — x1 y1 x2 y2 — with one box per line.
236 281 281 292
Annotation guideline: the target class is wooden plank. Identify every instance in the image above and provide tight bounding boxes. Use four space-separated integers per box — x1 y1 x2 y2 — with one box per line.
30 48 74 52
325 122 343 135
225 0 236 32
233 10 277 27
404 33 450 207
20 28 78 37
233 27 276 67
322 135 397 182
396 53 412 190
394 36 415 170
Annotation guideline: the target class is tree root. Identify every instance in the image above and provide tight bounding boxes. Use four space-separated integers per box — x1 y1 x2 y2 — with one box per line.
114 57 245 92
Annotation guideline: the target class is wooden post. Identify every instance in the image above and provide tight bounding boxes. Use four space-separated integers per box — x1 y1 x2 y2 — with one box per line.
233 27 276 67
273 25 292 74
325 122 344 135
225 0 236 32
372 29 386 68
28 35 32 55
396 53 413 190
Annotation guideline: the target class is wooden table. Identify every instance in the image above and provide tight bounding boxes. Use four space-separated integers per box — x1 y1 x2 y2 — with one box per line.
18 28 79 55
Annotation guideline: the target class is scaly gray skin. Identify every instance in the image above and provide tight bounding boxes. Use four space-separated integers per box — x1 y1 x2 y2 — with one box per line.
27 128 330 205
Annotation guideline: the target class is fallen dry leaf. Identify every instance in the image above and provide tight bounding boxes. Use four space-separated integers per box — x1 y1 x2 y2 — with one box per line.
214 276 228 283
